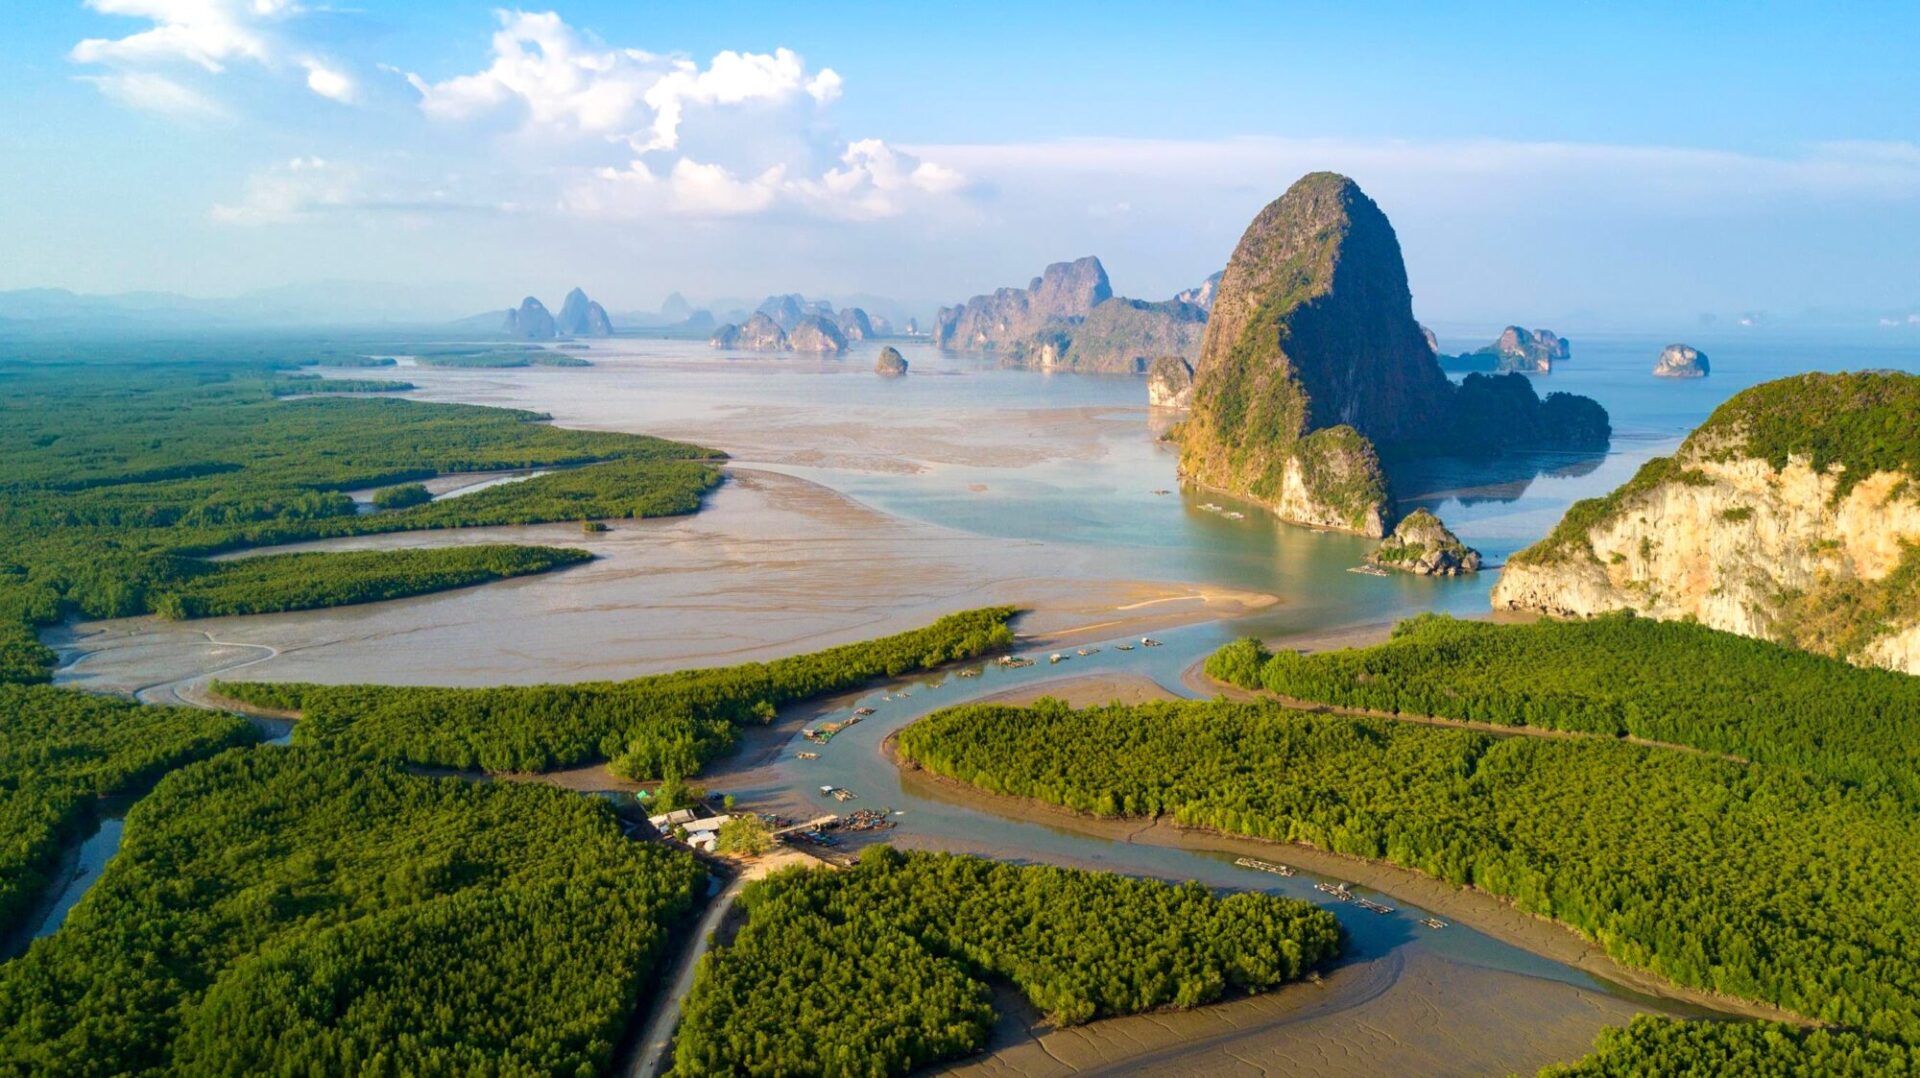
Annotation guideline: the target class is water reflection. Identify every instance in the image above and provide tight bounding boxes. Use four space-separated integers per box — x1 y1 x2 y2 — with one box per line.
1386 446 1609 512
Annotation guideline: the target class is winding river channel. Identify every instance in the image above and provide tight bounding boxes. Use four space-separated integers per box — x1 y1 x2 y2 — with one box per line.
41 330 1920 1074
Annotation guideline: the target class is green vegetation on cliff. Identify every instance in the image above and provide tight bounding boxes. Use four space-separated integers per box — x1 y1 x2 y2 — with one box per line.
1175 172 1607 535
215 606 1017 776
1703 371 1920 496
1509 455 1712 567
0 685 254 939
670 848 1341 1076
1205 613 1920 798
0 748 704 1074
1513 372 1920 571
896 696 1920 1041
0 363 719 684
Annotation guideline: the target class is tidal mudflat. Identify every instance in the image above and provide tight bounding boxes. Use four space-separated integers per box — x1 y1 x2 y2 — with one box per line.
51 467 1272 697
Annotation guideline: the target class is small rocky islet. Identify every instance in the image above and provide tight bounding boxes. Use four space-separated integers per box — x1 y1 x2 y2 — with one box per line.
1653 343 1711 378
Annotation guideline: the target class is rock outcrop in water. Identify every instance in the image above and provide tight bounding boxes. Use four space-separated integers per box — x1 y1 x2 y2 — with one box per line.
1439 326 1570 373
1493 372 1920 673
1147 355 1195 409
1368 509 1482 575
1012 298 1207 373
935 256 1206 373
503 296 556 340
755 294 832 332
1174 172 1609 537
934 256 1113 351
555 287 613 337
709 312 789 351
789 315 849 354
874 346 909 376
837 307 875 341
1654 343 1710 378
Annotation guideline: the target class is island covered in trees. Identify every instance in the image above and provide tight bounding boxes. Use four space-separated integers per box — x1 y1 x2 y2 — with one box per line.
670 848 1342 1076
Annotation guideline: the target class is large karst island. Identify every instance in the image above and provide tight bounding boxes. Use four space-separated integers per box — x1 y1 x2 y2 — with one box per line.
1494 371 1920 673
498 287 613 340
709 293 886 355
932 256 1209 373
1436 326 1571 373
1171 171 1610 537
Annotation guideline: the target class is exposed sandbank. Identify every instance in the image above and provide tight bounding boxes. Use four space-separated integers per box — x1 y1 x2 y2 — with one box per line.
50 468 1275 695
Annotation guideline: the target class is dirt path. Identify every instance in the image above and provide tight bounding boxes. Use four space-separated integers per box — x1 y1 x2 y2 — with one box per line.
623 849 820 1078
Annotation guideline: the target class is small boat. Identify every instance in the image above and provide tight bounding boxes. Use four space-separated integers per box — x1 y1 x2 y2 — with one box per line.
1420 917 1448 929
796 751 819 760
1223 511 1245 520
854 707 876 716
1150 489 1171 495
957 668 981 678
1141 637 1163 647
1347 565 1390 577
1076 647 1098 656
1234 857 1295 876
1049 652 1067 664
1115 644 1135 651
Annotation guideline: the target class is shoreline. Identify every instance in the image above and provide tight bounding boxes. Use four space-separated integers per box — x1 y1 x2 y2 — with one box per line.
878 724 1808 1029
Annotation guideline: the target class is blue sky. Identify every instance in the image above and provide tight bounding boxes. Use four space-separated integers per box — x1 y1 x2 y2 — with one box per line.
2 1 1916 326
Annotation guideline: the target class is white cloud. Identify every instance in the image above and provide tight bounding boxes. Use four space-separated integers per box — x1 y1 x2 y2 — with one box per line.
637 47 841 152
300 56 355 103
71 0 281 70
413 10 966 222
408 10 658 132
78 71 227 119
70 0 353 108
211 156 356 225
568 140 965 221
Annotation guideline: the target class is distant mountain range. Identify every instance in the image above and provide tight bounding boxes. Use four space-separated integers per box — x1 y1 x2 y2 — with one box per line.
3 282 1912 340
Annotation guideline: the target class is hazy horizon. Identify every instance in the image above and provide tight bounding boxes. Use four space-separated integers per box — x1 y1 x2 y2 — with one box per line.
4 2 1917 329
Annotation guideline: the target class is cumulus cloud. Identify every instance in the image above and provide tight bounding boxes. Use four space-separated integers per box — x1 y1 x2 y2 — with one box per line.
70 0 354 108
300 56 355 103
411 9 966 221
568 141 967 221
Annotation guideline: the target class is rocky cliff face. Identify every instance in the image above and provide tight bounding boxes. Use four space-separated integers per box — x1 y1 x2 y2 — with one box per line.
1494 372 1920 673
555 287 613 337
1654 343 1710 378
1147 355 1195 409
1438 326 1570 373
756 294 831 332
1010 298 1206 373
1176 271 1223 313
837 307 875 341
874 346 908 376
933 257 1112 350
1496 326 1569 371
710 312 789 351
503 297 556 340
1174 172 1608 537
1369 509 1482 575
1173 172 1453 535
788 315 848 354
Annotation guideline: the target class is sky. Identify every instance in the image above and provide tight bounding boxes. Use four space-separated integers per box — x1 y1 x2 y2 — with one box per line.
1 1 1917 327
